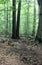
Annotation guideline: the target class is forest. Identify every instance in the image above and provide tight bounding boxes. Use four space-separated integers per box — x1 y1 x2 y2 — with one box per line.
0 0 42 65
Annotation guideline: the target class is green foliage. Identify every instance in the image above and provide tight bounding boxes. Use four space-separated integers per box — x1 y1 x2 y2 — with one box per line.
0 0 39 36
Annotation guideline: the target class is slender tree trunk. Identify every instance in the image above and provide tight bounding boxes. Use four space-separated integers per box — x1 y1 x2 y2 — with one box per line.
6 2 8 35
16 0 21 39
26 0 29 37
12 0 16 39
32 0 36 36
35 0 42 42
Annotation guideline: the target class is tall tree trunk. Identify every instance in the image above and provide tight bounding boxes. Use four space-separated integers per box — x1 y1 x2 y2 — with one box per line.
35 0 42 42
16 0 21 39
6 2 8 35
26 0 29 37
32 0 36 37
12 0 16 39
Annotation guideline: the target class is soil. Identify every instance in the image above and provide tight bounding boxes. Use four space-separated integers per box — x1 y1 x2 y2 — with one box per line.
0 36 42 65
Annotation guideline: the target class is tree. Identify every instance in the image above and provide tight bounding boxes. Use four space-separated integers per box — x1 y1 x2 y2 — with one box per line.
12 0 16 39
32 0 36 36
16 0 21 39
6 2 8 35
26 0 29 37
35 0 42 42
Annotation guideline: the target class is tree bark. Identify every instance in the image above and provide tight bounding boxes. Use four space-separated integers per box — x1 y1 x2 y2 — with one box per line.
12 0 16 39
32 0 36 36
35 0 42 42
16 0 21 39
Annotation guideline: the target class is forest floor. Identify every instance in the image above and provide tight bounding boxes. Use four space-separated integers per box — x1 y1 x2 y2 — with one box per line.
0 35 42 65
